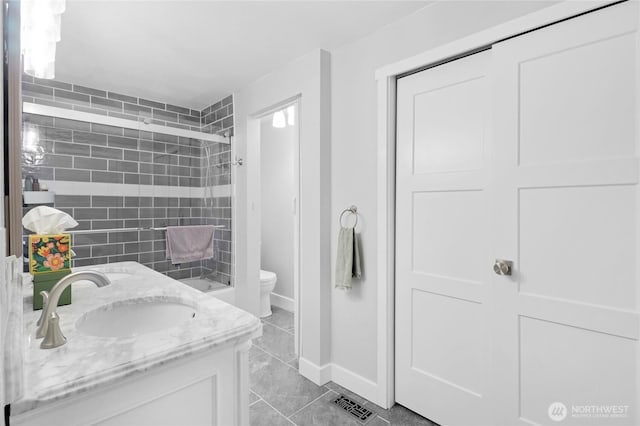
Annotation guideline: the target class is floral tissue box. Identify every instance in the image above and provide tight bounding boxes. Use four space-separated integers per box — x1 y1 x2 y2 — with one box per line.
28 234 71 275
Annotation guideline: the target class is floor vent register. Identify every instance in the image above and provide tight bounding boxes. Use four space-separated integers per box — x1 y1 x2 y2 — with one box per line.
332 394 375 424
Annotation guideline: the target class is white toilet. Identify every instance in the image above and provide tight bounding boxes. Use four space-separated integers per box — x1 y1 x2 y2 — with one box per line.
259 270 277 318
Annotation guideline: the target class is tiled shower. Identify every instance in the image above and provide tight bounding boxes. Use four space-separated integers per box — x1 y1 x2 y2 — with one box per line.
21 75 235 286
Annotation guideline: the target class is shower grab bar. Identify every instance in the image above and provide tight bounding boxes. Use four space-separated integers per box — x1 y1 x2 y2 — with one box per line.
64 225 226 235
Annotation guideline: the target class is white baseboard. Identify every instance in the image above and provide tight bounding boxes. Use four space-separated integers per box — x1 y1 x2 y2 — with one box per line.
331 363 380 407
298 359 382 407
298 357 331 386
270 292 294 312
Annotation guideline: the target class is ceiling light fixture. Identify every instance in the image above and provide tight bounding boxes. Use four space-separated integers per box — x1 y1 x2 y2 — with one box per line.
21 0 66 79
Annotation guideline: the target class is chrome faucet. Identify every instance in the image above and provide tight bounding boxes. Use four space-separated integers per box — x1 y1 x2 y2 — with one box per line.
36 271 111 349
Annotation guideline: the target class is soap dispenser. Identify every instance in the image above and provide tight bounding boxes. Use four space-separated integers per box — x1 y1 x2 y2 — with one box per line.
25 175 33 191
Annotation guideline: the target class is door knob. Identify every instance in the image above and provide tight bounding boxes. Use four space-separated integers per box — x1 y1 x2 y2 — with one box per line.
493 259 513 276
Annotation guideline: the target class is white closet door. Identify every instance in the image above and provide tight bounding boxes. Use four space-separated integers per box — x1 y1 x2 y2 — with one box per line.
395 51 492 426
490 2 639 425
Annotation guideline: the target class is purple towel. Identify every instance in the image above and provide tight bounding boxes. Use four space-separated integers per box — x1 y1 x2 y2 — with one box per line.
166 225 216 265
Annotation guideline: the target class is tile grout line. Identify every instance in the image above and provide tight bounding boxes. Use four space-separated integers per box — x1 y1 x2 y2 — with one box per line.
359 398 391 424
249 390 263 407
286 389 336 421
248 368 292 423
254 394 296 425
267 350 298 367
257 319 296 363
262 318 295 336
253 337 298 368
250 346 329 425
249 397 263 407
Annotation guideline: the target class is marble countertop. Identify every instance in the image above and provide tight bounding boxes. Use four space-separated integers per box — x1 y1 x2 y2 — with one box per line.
2 256 24 409
12 262 261 415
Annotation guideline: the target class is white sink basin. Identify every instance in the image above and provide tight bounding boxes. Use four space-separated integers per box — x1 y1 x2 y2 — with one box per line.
76 298 197 338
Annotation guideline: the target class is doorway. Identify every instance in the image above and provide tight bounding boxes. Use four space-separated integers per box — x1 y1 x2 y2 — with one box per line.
256 100 301 355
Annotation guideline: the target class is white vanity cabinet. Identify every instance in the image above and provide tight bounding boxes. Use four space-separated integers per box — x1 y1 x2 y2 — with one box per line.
12 340 251 426
9 262 261 426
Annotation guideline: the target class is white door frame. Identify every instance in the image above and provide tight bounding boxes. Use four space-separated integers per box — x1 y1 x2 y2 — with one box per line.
234 49 331 379
249 95 302 354
373 0 621 409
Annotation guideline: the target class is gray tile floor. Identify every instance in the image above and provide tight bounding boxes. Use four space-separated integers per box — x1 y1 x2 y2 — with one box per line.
250 306 437 426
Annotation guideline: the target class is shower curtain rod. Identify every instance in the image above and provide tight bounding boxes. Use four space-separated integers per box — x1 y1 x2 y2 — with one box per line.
23 103 229 144
64 225 226 235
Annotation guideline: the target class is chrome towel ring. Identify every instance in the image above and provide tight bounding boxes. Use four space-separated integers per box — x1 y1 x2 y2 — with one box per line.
339 205 358 228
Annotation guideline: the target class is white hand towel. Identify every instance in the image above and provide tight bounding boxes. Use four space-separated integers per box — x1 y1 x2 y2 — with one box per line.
335 226 362 290
353 231 362 280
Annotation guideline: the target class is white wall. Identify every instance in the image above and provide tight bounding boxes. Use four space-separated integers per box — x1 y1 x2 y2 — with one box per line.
330 0 558 389
260 115 296 300
234 49 332 374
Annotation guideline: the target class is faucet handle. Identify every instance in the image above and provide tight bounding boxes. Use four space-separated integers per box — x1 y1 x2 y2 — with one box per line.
40 312 67 349
36 291 49 328
36 271 111 349
35 291 51 339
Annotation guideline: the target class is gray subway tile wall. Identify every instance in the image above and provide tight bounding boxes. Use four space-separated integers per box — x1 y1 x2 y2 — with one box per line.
199 98 233 188
200 95 233 135
22 77 234 285
23 74 204 132
23 194 232 283
22 112 232 189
